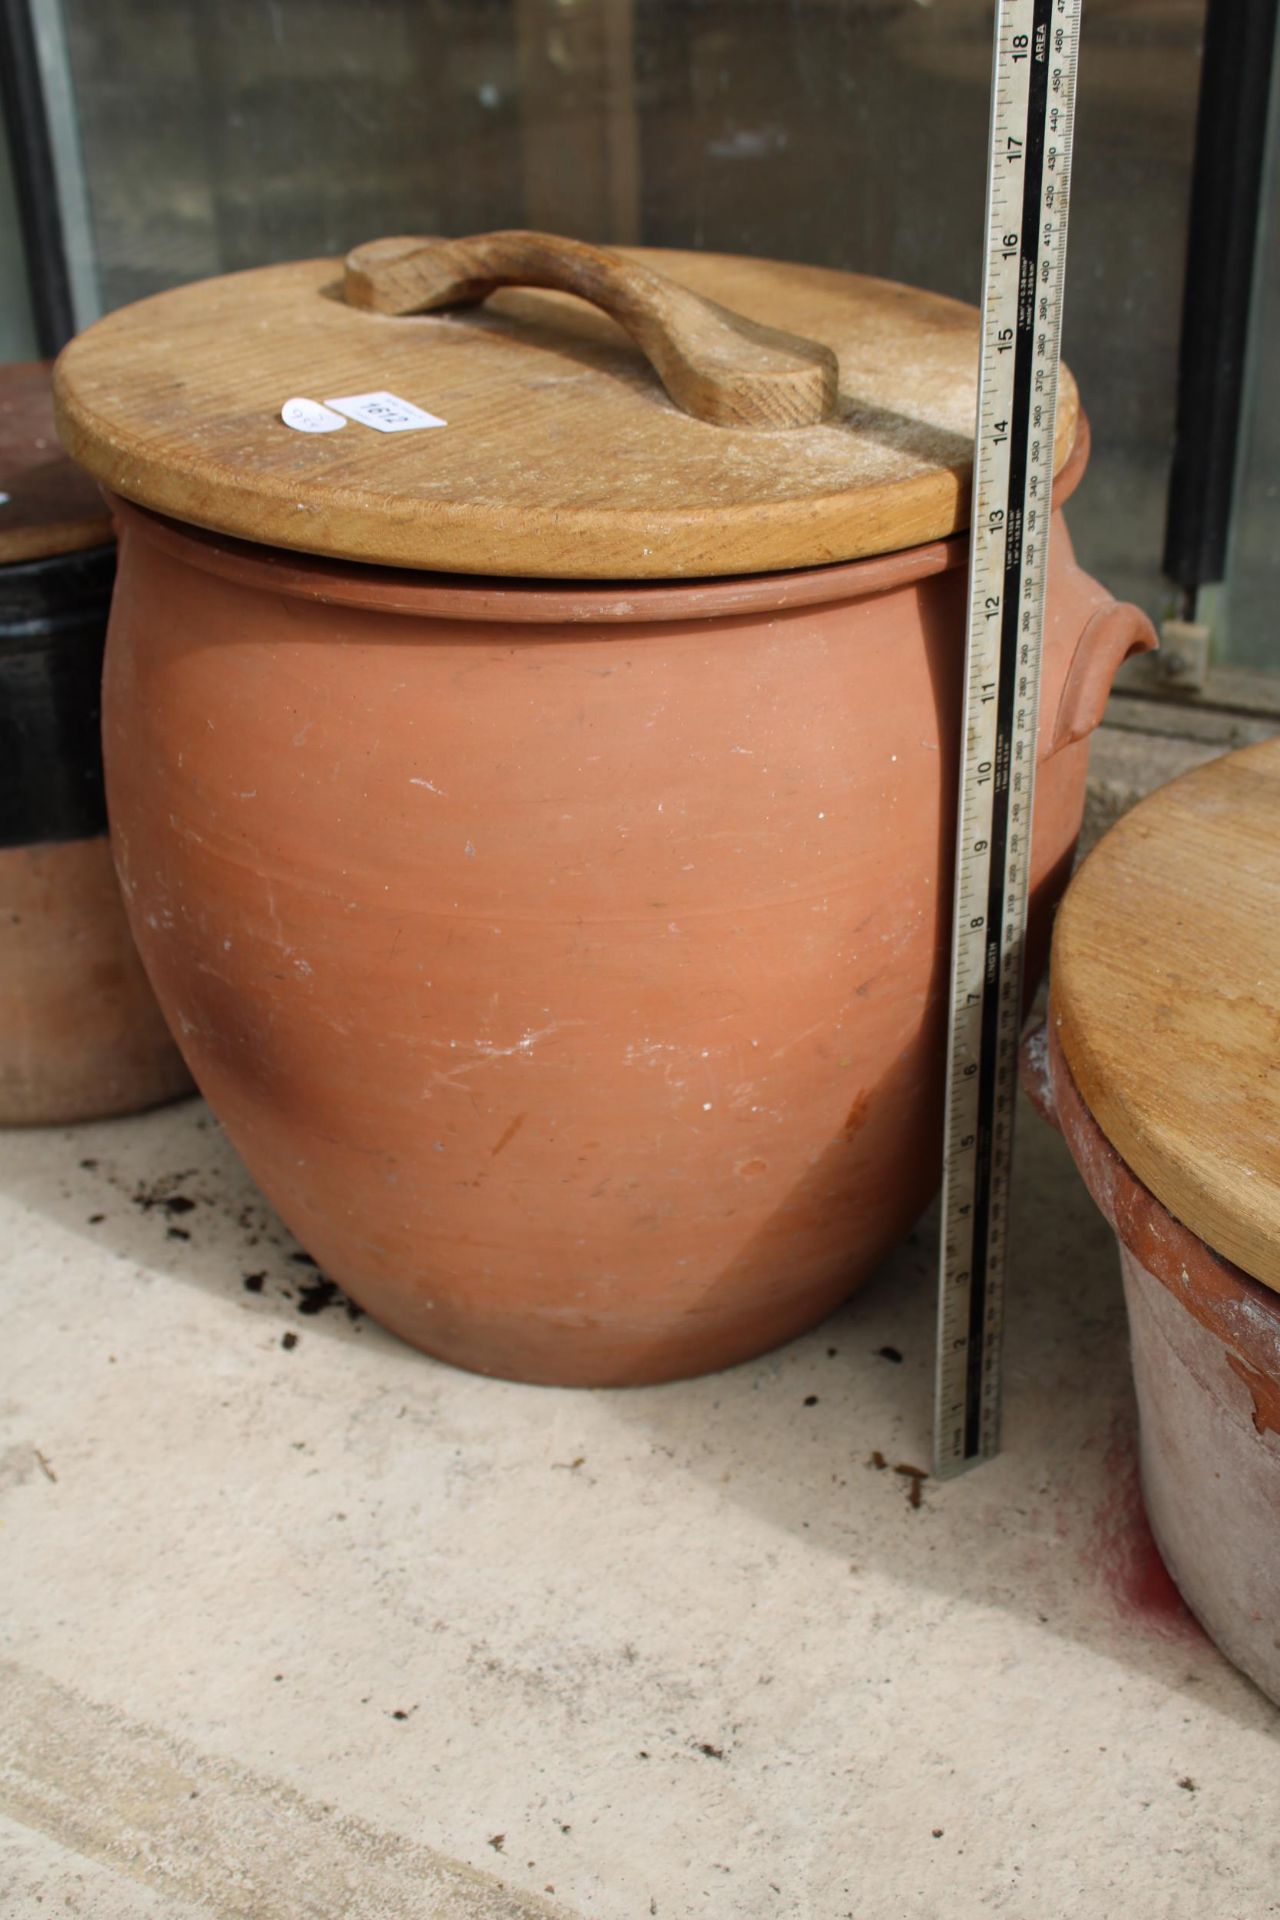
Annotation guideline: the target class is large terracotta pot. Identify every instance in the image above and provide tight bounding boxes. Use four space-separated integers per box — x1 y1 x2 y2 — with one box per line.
100 418 1153 1384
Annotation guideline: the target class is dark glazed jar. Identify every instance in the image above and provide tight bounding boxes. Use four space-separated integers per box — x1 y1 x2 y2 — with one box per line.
0 362 190 1124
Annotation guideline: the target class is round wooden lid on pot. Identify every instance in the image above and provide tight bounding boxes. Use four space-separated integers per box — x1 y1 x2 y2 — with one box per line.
1 360 113 567
52 230 1079 579
1051 736 1280 1296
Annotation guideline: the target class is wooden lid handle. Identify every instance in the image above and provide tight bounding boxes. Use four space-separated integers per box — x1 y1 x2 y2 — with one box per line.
343 230 839 430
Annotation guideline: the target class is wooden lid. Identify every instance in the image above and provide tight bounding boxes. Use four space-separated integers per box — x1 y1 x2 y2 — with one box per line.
1051 737 1280 1295
52 231 1079 579
0 360 113 566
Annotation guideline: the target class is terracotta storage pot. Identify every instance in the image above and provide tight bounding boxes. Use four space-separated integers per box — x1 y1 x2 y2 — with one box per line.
54 233 1153 1383
0 361 191 1125
1032 739 1280 1705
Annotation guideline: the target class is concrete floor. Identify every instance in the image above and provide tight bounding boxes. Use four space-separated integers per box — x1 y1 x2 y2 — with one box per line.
1 1087 1277 1919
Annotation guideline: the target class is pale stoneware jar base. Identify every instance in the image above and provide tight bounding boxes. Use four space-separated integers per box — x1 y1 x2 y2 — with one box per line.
1038 1020 1280 1708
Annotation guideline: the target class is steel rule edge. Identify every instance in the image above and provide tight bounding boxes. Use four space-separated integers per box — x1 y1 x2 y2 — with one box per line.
933 0 1083 1479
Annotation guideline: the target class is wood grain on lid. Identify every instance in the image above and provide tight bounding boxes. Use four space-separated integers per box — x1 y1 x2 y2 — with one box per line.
52 248 1079 579
0 360 113 567
1052 737 1280 1295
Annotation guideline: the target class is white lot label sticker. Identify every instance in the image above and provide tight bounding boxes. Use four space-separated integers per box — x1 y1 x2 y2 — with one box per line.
325 390 447 433
281 396 347 433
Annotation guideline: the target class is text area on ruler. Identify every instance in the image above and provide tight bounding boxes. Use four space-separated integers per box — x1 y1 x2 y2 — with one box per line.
934 0 1082 1479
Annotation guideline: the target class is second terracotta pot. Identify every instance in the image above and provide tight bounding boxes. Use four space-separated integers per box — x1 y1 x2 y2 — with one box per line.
101 428 1152 1384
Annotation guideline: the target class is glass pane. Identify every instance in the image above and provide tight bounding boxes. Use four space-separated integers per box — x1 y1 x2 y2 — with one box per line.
55 0 1204 625
1224 41 1280 669
0 101 39 361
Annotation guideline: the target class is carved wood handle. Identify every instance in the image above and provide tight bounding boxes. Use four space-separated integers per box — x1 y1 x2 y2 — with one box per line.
343 230 839 430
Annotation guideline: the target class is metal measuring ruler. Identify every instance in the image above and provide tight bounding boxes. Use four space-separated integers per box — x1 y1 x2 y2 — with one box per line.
934 0 1083 1478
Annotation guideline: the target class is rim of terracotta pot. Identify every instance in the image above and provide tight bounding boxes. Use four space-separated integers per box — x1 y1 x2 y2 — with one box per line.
108 413 1092 627
1039 1016 1280 1424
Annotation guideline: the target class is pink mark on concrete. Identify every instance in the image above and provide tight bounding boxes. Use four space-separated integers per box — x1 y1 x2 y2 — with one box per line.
1089 1412 1206 1643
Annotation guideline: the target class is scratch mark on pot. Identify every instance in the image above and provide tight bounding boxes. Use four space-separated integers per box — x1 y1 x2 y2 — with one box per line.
409 777 445 794
490 1113 528 1157
770 1020 826 1061
625 1038 680 1066
476 1024 569 1059
263 886 286 949
424 1023 580 1093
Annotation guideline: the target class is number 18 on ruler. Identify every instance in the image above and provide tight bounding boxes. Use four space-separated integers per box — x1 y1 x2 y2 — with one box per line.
934 0 1082 1478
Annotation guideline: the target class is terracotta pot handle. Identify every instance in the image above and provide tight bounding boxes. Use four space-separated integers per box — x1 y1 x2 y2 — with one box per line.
1049 596 1157 753
343 229 840 431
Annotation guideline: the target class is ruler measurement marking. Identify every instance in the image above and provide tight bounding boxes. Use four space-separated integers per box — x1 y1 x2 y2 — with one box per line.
935 0 1081 1477
966 0 1050 1457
